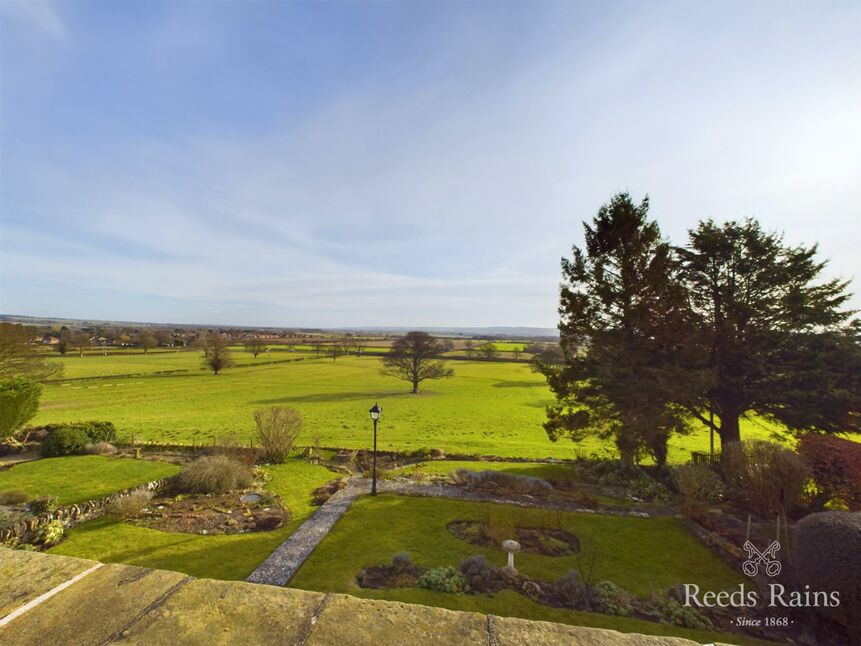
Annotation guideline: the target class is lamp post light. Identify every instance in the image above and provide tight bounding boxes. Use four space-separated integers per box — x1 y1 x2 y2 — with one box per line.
369 402 382 496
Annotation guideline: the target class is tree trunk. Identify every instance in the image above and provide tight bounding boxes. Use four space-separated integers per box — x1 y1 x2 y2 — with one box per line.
411 379 419 394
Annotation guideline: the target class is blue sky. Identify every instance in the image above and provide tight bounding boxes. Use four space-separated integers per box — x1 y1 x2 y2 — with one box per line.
1 0 859 328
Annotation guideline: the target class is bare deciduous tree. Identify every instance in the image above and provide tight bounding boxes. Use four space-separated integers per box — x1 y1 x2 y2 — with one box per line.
202 332 234 375
137 330 157 353
254 406 303 464
381 331 454 393
245 338 266 358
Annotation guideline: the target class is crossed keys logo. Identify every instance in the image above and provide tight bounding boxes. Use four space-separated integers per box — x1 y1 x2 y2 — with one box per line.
742 540 782 577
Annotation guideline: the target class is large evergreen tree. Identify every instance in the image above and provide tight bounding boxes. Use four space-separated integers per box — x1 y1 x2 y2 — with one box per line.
542 193 692 466
678 219 861 448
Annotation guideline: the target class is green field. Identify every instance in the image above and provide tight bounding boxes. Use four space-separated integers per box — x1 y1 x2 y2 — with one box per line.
290 494 767 645
49 456 337 579
33 353 784 461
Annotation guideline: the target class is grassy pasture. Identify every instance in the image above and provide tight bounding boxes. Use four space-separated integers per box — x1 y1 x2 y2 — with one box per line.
0 456 179 505
290 494 770 645
34 353 784 461
49 456 337 579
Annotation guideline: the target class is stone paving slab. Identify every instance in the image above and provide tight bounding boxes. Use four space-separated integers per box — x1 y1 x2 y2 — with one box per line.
0 548 98 619
0 548 719 646
0 559 188 645
307 593 489 646
122 578 321 645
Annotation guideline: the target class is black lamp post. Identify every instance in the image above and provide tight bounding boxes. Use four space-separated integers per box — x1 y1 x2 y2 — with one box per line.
369 402 382 495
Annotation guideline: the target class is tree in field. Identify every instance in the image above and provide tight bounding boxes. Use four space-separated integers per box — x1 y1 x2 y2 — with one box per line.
512 347 522 361
155 329 174 347
463 339 474 357
382 331 454 393
541 193 692 466
0 323 62 381
353 338 367 356
72 331 91 357
254 406 302 464
338 335 354 357
202 332 234 375
245 338 266 358
677 219 861 450
137 330 157 353
0 377 42 439
311 340 323 357
479 343 498 360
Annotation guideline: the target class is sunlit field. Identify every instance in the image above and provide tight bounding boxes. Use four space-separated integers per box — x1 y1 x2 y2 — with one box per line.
32 352 782 461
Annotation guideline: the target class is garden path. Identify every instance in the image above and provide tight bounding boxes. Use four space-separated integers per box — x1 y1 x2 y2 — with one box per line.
247 476 672 587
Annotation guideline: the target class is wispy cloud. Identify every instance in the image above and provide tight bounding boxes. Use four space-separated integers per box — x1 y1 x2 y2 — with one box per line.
0 0 64 38
1 1 859 327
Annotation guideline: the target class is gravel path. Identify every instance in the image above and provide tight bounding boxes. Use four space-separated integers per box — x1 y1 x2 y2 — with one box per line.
246 482 363 586
246 476 672 587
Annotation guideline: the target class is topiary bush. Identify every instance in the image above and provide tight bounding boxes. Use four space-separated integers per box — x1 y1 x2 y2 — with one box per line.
174 455 253 494
791 511 861 641
415 566 471 594
41 426 89 457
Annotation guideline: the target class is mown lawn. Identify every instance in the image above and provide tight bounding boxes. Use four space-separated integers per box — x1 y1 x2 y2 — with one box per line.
48 457 337 580
0 456 179 504
34 354 783 461
290 494 771 645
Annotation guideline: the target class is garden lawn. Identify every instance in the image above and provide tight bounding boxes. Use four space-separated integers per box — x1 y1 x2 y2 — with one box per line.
48 457 337 580
290 494 773 645
34 354 783 461
398 460 582 482
0 456 179 505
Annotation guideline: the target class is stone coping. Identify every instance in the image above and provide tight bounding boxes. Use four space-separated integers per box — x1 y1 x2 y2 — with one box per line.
0 548 734 645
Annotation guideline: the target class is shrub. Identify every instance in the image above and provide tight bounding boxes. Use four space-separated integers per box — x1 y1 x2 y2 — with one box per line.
791 511 861 641
41 426 89 457
798 434 861 511
174 455 252 494
0 490 29 505
460 554 508 593
452 469 553 496
106 490 152 518
416 566 471 594
674 464 723 520
723 441 810 516
556 570 593 608
35 421 117 444
254 406 302 464
29 495 58 515
593 580 635 617
391 552 412 574
36 519 64 546
626 474 671 503
85 441 117 455
646 593 712 630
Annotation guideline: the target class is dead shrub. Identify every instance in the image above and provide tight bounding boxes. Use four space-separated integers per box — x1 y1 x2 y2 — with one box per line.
106 489 152 518
254 407 302 464
175 455 253 494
